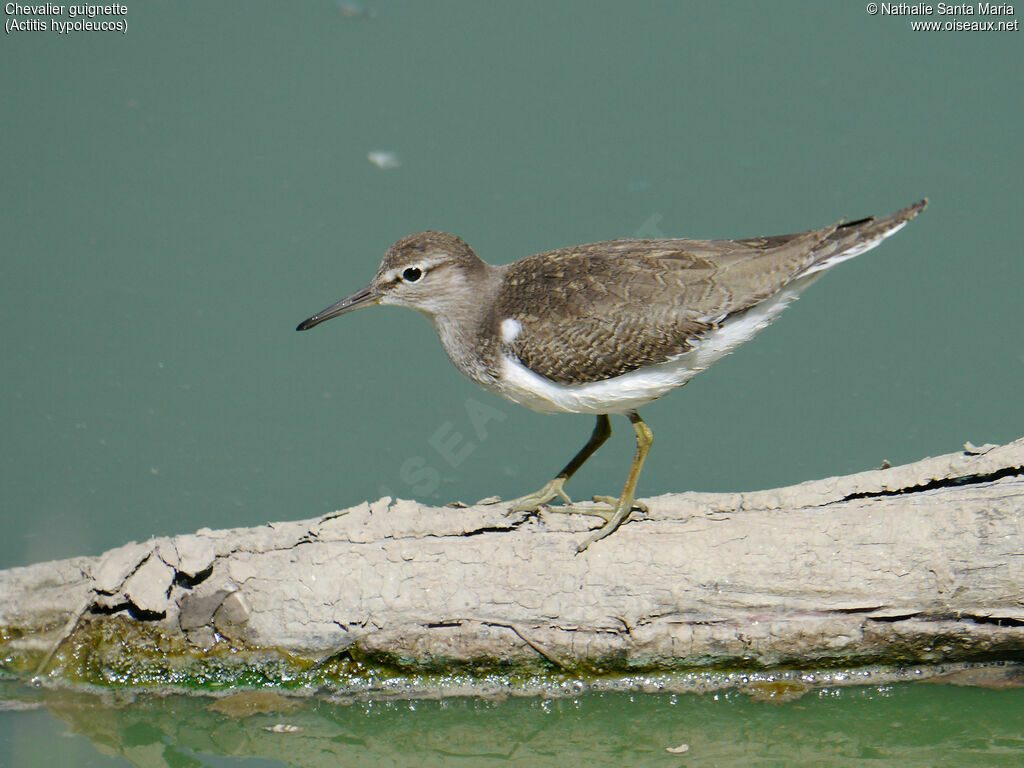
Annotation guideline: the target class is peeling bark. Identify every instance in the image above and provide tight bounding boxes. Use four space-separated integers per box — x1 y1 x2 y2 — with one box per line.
1 438 1022 694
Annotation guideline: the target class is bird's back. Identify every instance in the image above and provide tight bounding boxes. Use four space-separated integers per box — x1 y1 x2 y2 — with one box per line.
486 200 926 385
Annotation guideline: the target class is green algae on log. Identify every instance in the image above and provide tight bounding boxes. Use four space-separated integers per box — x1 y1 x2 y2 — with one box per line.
1 437 1022 697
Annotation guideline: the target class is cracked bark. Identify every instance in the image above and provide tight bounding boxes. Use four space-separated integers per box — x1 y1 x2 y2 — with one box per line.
1 437 1022 693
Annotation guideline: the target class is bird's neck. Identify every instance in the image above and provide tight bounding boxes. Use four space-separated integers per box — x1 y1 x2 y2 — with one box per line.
426 264 506 386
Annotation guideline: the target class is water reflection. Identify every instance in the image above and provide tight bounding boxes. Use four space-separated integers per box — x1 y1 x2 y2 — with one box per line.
3 682 1023 768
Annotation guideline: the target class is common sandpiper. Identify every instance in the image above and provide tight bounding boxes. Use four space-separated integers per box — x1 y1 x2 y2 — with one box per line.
298 199 927 551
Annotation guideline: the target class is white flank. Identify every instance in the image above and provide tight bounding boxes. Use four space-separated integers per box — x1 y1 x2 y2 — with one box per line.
495 281 810 415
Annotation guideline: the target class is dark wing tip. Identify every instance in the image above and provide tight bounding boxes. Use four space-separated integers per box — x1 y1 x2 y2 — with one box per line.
840 198 929 231
884 198 929 227
906 198 929 217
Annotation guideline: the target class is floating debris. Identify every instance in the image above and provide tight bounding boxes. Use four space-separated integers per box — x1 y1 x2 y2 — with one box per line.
336 2 373 19
263 723 303 733
666 742 690 754
368 151 400 170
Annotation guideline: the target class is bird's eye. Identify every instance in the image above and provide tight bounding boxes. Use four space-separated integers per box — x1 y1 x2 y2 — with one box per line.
402 267 422 282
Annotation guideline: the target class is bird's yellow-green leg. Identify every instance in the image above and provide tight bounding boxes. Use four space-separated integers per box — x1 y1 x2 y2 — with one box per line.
507 415 612 512
547 411 653 552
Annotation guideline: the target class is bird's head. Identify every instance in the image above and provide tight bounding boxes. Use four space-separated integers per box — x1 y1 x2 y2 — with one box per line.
296 231 487 330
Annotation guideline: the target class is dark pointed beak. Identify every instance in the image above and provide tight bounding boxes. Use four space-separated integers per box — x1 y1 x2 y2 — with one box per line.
296 284 380 331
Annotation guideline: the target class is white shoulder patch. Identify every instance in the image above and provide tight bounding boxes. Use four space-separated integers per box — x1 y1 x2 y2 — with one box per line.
500 317 523 343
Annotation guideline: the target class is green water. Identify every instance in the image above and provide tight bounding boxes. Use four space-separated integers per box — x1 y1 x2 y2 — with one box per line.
2 0 1022 764
4 684 1024 767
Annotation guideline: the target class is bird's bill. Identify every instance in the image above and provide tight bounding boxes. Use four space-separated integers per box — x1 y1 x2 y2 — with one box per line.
296 285 380 331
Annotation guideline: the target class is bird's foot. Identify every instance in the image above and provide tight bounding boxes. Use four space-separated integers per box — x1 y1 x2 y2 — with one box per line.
589 495 649 514
544 495 647 553
546 496 648 521
503 477 573 513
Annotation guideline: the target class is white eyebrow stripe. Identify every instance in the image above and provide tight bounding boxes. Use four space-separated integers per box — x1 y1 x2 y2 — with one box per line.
382 253 450 283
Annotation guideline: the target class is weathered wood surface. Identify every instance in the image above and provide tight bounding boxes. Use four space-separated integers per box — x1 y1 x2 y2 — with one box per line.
1 437 1021 691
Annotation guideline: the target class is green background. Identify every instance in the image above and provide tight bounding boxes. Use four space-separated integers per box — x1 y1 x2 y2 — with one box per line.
2 1 1021 765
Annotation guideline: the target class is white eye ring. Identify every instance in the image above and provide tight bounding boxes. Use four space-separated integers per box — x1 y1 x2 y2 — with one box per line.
402 267 423 282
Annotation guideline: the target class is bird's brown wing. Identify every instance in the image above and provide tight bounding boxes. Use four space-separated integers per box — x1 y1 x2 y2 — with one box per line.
491 201 927 385
491 200 927 385
489 231 821 385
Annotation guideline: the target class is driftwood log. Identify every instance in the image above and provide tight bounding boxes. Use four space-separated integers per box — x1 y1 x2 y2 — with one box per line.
1 437 1022 697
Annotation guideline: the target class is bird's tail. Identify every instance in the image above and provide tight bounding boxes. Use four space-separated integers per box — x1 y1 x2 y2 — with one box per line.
799 198 928 278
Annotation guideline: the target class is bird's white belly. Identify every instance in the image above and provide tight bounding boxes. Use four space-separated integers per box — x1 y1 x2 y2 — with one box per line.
493 283 808 415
